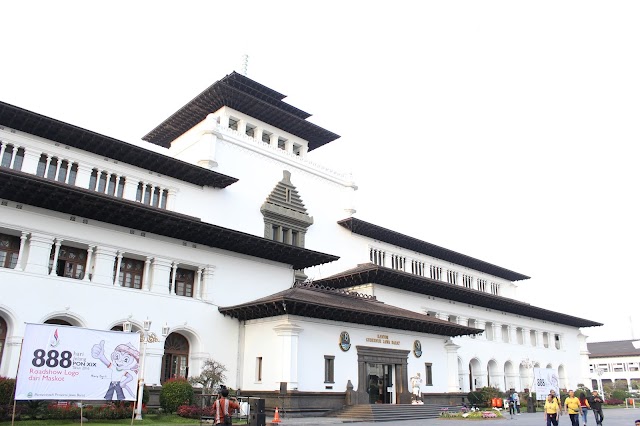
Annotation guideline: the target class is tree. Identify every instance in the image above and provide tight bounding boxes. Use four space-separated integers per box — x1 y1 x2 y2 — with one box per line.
189 359 228 393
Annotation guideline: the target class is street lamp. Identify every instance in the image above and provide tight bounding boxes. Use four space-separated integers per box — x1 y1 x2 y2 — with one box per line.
123 318 167 420
596 368 604 397
520 358 534 397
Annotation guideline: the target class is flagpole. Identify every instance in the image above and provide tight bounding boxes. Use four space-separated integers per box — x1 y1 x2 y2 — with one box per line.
11 338 25 426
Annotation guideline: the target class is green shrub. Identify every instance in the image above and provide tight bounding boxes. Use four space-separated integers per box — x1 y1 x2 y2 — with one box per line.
0 377 16 405
160 378 194 414
467 387 503 407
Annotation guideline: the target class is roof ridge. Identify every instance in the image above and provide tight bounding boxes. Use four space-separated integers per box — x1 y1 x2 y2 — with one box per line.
294 280 377 301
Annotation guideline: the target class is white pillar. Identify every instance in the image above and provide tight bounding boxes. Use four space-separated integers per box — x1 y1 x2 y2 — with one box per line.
15 232 29 271
522 327 530 346
195 268 203 300
24 233 54 275
123 178 138 201
82 246 95 282
476 320 486 340
445 340 461 392
166 189 177 211
91 246 118 285
202 265 216 302
510 325 518 344
170 262 178 294
49 239 62 276
144 346 165 386
9 148 19 169
21 148 41 175
75 164 93 189
150 258 172 294
114 253 123 286
493 323 502 342
273 322 303 390
3 336 23 379
143 257 153 291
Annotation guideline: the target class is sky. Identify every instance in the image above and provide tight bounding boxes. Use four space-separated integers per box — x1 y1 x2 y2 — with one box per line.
2 1 639 343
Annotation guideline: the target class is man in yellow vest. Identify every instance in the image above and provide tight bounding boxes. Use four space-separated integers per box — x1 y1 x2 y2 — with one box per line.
564 389 581 426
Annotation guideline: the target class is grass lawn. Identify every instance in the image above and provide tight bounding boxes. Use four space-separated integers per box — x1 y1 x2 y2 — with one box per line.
0 414 201 425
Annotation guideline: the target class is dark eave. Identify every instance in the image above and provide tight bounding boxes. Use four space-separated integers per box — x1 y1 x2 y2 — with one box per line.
0 101 237 188
219 282 481 337
313 264 602 328
143 72 340 151
0 168 338 270
338 217 530 282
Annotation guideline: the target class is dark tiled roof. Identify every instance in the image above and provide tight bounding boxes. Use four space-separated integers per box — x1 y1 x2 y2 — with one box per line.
313 264 601 328
0 168 339 269
0 101 237 188
219 281 482 337
338 217 530 282
143 72 340 150
587 340 640 358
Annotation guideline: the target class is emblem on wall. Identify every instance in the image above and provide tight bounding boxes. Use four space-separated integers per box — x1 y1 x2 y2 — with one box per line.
413 340 422 358
339 331 351 352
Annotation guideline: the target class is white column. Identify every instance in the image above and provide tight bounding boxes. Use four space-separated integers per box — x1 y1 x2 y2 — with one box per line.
270 133 279 149
445 340 461 392
91 246 118 285
49 239 62 276
21 148 41 175
166 189 177 211
65 163 74 184
218 114 229 129
195 268 203 300
143 257 152 291
113 253 123 286
144 345 165 386
202 265 215 302
536 330 544 348
0 143 6 163
476 320 486 340
299 144 309 157
82 246 95 282
170 262 178 294
24 233 54 275
509 325 518 344
149 258 171 294
237 119 247 135
44 156 55 179
522 327 530 346
3 336 23 379
15 232 29 271
9 148 19 169
284 139 293 154
254 126 263 142
493 323 502 342
273 322 303 390
123 178 138 201
75 164 93 189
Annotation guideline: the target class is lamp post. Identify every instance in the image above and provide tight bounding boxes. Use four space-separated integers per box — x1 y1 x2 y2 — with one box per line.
596 368 604 397
520 358 535 413
123 319 168 420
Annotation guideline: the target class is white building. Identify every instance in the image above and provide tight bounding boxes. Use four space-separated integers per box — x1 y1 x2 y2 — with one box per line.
0 72 600 414
588 340 640 392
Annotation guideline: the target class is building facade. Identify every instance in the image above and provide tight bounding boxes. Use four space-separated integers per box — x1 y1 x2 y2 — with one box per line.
588 340 640 392
0 72 600 414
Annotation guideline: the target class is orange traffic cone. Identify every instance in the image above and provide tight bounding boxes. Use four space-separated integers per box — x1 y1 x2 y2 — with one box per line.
272 406 281 424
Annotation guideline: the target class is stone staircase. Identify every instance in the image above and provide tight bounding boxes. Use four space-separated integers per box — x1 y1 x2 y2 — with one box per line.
330 404 461 422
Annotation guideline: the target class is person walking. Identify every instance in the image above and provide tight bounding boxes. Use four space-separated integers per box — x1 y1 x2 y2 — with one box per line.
545 393 560 426
213 386 240 425
550 389 563 421
513 391 521 415
565 390 581 426
590 390 604 426
578 392 591 425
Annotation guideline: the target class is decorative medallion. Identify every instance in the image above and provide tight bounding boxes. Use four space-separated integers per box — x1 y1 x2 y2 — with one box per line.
413 340 422 358
339 331 351 352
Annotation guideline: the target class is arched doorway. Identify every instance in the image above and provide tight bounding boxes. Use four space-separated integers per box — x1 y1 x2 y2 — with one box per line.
504 361 516 391
0 316 7 370
487 359 501 389
161 333 189 383
558 365 568 390
519 363 529 392
469 358 482 391
458 357 465 391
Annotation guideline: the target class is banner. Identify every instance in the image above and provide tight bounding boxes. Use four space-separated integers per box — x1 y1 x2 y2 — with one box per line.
534 367 560 400
15 323 141 401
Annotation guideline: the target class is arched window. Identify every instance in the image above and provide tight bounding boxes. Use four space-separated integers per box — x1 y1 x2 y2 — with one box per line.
161 333 189 383
0 316 7 369
44 319 73 326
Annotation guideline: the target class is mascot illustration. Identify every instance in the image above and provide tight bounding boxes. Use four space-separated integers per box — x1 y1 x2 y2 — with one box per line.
91 340 140 400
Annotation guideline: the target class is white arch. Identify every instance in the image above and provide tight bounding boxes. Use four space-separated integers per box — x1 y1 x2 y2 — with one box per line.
41 311 87 327
558 364 568 390
504 361 517 391
487 359 501 389
458 357 465 391
469 357 483 391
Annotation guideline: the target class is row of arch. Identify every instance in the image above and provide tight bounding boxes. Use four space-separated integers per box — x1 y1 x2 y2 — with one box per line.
460 357 568 392
0 312 195 384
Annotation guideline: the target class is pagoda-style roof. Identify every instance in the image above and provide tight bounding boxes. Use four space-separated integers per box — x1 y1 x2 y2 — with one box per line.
143 72 340 151
313 264 601 328
0 168 338 269
587 340 640 358
338 217 530 282
219 281 482 337
0 101 237 188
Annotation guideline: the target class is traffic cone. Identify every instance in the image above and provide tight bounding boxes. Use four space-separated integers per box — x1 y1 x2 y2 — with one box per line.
272 406 281 424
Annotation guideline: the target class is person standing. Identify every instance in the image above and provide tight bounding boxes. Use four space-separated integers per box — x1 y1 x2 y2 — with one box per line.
545 393 560 426
213 386 240 425
564 390 581 426
513 391 521 415
590 390 604 426
579 392 591 425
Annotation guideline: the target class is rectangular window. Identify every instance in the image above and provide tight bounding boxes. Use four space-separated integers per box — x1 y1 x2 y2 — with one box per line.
97 171 108 193
369 248 385 266
554 334 561 350
411 260 425 276
490 282 500 295
68 163 78 185
391 255 405 271
282 228 290 244
293 144 301 156
447 270 458 285
272 225 280 242
277 138 287 150
51 245 87 279
0 233 20 269
425 363 433 386
256 357 263 382
36 154 48 177
173 268 195 297
477 279 487 292
118 258 144 289
291 231 299 246
229 118 238 131
262 131 272 143
462 274 473 288
324 356 335 383
1 144 14 168
430 265 442 280
245 124 255 137
46 158 58 180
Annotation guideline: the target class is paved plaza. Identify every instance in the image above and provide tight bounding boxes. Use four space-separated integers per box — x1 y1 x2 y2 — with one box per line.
275 408 640 425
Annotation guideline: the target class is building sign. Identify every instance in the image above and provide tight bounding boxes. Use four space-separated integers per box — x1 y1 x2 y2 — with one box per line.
365 334 400 346
533 367 560 401
413 340 422 357
339 331 351 352
15 323 141 401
